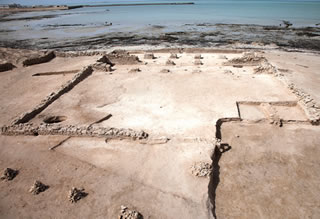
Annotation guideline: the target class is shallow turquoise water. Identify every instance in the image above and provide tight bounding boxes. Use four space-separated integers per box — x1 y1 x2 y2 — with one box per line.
2 0 320 26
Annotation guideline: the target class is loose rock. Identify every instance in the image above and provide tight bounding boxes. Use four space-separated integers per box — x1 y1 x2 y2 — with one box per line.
144 53 155 59
166 59 176 66
1 168 18 181
119 205 143 219
191 162 212 178
92 62 113 72
68 187 87 203
170 53 178 59
97 55 114 66
160 69 170 73
29 180 49 195
129 68 141 73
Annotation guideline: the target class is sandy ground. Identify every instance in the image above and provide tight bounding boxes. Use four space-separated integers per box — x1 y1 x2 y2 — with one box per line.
216 122 320 218
0 47 319 218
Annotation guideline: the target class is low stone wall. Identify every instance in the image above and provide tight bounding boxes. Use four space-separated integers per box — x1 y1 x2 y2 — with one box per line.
287 83 320 125
12 66 93 124
56 50 141 65
55 51 106 57
23 51 56 66
1 124 148 140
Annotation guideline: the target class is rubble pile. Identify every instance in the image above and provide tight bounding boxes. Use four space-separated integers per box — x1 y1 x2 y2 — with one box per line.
29 180 49 195
107 50 141 65
224 52 266 66
144 53 155 59
191 162 212 178
119 205 143 219
68 187 87 203
170 53 178 59
254 61 278 74
166 60 176 66
0 168 18 181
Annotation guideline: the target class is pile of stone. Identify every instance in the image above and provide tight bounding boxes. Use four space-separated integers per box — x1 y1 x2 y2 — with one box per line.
23 51 55 66
29 180 49 195
119 205 143 219
92 62 113 72
144 53 156 59
107 50 141 65
194 60 203 65
68 187 87 203
170 53 178 59
194 54 203 59
191 162 212 178
254 61 278 74
1 123 149 140
166 60 176 66
160 69 170 73
224 52 266 66
0 168 18 181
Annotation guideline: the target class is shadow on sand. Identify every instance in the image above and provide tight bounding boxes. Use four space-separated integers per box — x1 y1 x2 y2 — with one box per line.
208 143 231 218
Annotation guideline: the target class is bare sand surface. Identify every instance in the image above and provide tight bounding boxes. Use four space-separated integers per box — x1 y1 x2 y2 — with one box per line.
0 47 319 218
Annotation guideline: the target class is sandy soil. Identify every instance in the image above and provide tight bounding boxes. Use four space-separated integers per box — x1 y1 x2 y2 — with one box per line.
0 47 319 219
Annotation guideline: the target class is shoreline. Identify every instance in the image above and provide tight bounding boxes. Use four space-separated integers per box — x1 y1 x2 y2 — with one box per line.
1 23 319 52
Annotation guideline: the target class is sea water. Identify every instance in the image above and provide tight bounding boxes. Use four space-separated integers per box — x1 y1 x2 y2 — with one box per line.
1 0 320 41
2 0 320 26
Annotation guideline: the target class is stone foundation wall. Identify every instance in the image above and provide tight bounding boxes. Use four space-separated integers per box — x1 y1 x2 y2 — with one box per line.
12 66 93 124
23 51 56 66
0 62 15 72
1 124 148 140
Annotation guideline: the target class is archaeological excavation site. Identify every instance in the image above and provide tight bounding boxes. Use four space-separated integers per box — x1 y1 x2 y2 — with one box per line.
0 47 320 218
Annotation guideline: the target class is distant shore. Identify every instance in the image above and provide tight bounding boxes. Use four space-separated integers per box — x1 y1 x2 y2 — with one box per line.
0 2 194 12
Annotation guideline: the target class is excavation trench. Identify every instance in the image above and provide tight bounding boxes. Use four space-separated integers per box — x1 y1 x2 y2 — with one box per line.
208 118 234 218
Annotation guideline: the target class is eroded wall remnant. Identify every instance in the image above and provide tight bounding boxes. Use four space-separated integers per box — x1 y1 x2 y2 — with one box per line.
23 51 56 66
12 66 93 124
1 124 148 140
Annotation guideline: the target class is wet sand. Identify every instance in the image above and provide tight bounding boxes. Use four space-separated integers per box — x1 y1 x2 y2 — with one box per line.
1 22 319 52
